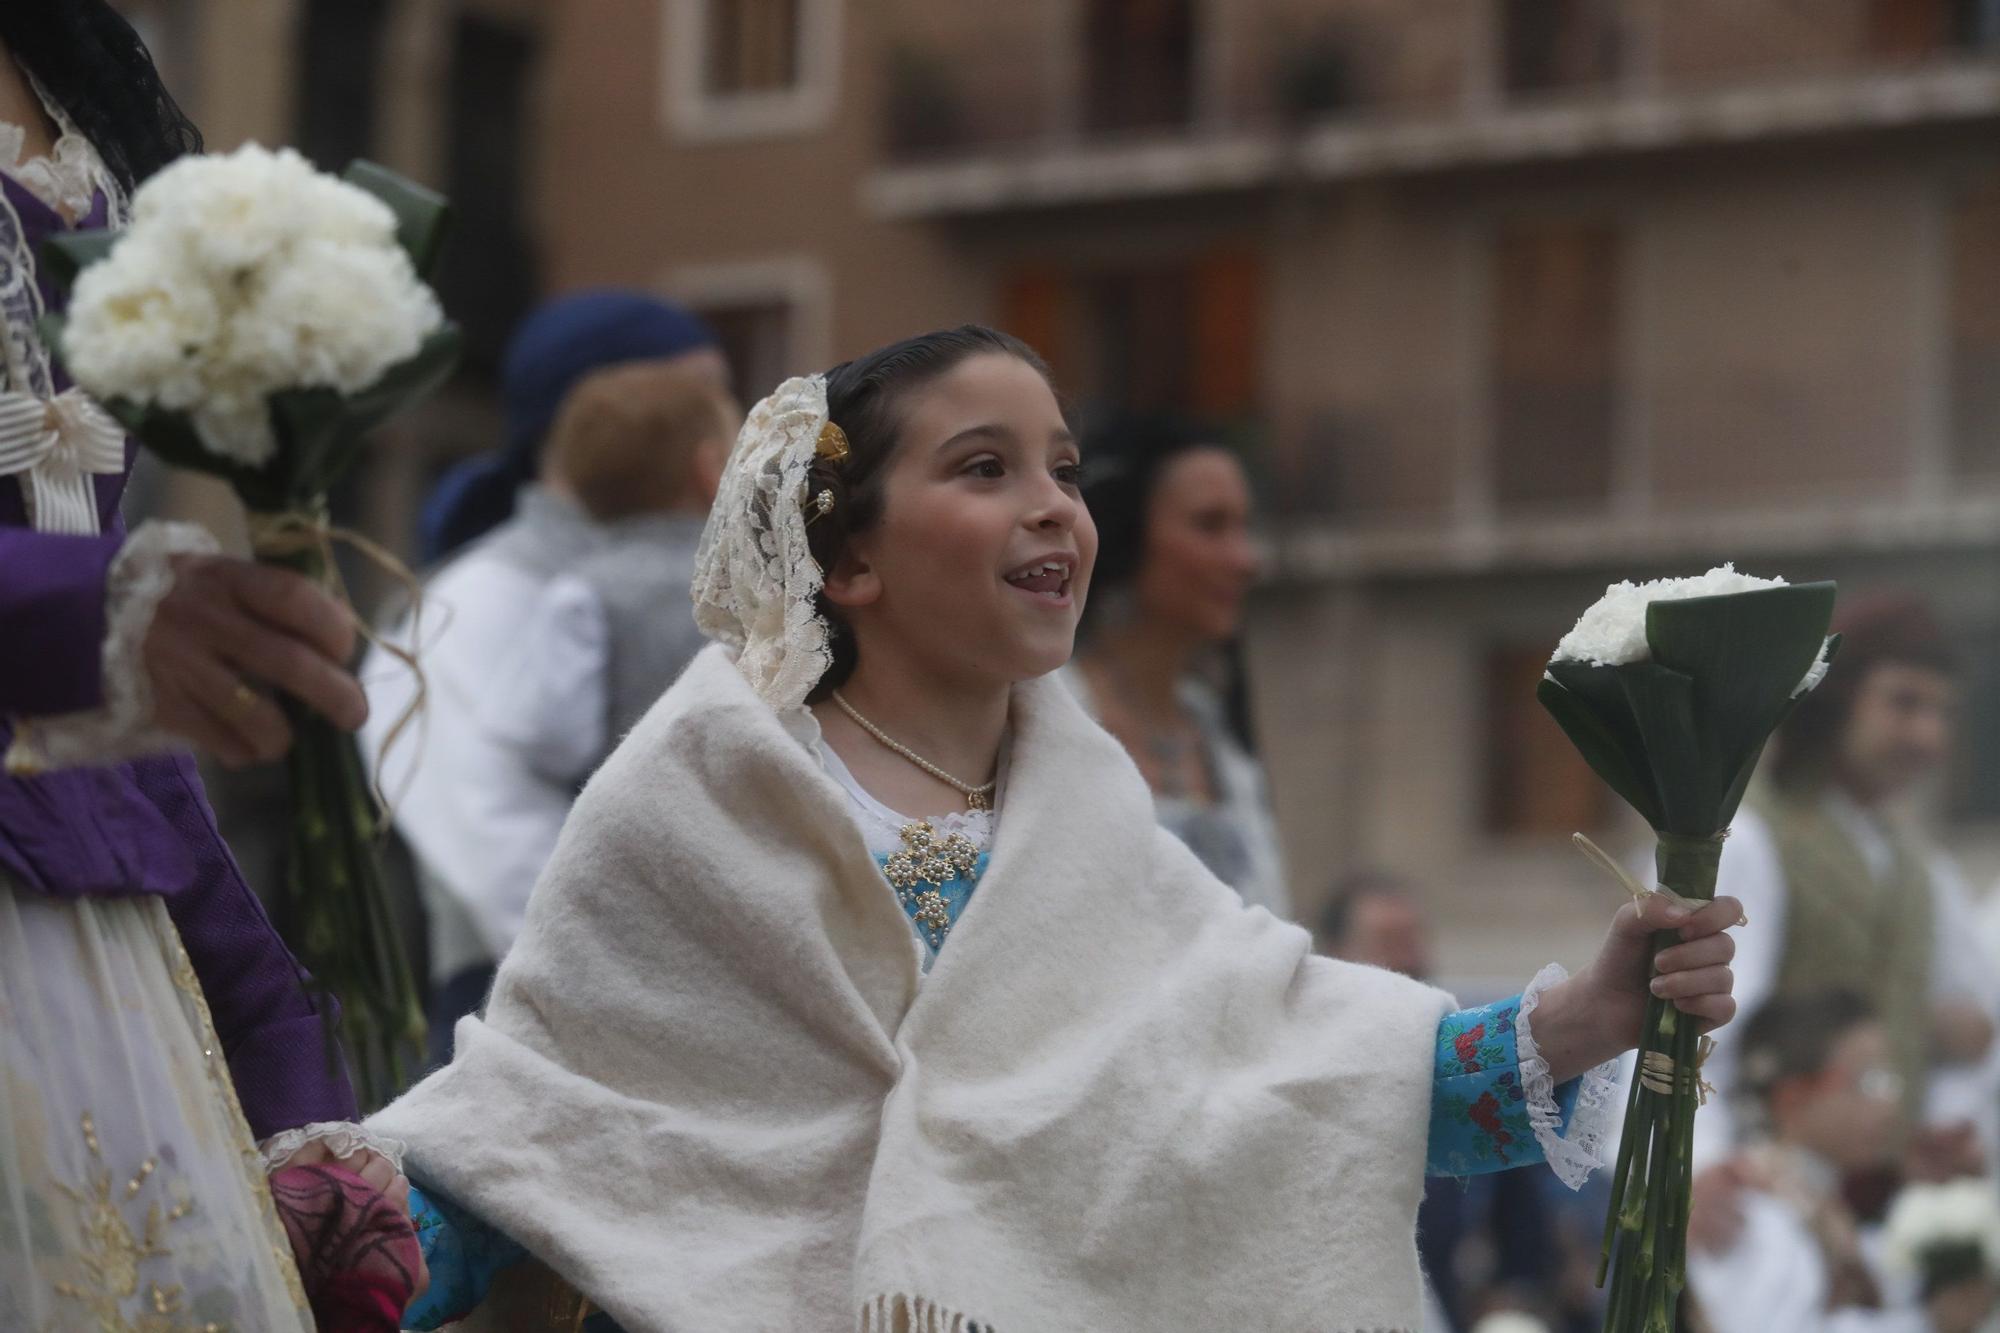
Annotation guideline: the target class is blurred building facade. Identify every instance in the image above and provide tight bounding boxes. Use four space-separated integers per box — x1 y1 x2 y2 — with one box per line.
137 0 2000 980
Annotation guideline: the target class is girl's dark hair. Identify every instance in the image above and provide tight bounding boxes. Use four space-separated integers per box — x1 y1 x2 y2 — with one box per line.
805 324 1055 700
0 2 202 194
1770 592 1959 792
1076 409 1228 611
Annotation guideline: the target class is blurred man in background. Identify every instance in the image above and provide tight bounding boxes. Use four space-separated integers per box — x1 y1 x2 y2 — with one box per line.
1693 594 1999 1176
362 292 726 1066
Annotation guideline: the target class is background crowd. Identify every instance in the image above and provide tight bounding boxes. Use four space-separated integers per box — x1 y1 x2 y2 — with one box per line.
77 1 2000 1328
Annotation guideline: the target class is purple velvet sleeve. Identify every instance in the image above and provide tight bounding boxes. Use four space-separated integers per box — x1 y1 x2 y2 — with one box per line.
0 525 121 715
136 752 359 1138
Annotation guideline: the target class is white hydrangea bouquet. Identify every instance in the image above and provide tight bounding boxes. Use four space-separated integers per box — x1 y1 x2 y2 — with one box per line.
1885 1179 2000 1302
1540 565 1837 1333
42 144 459 1103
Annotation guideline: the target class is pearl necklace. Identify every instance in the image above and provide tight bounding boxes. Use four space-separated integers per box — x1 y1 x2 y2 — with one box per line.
830 691 997 812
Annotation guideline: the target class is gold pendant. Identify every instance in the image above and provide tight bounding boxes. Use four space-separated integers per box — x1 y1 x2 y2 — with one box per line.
966 790 990 812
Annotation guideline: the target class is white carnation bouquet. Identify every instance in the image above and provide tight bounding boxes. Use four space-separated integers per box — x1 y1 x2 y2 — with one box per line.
43 144 460 1103
1541 565 1838 1332
1885 1179 2000 1302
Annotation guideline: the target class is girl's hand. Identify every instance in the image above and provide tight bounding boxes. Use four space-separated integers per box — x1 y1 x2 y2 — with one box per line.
278 1141 427 1301
269 1141 430 1328
1530 893 1743 1085
145 553 369 768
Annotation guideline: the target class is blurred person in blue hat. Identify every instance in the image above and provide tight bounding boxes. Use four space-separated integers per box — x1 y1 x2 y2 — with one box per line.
419 290 726 563
362 291 727 1066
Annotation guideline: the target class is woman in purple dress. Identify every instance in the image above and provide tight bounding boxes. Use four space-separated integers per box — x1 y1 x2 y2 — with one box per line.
0 6 420 1328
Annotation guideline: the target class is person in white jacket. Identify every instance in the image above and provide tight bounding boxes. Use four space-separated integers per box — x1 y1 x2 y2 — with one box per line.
362 292 726 1065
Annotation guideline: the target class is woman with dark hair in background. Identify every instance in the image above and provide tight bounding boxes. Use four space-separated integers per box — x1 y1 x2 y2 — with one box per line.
0 6 421 1327
1066 411 1292 917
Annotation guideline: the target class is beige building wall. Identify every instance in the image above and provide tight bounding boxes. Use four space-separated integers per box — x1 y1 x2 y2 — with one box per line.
124 0 2000 982
541 0 986 371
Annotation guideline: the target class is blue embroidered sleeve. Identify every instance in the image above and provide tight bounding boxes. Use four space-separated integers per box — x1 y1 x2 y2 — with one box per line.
403 1182 529 1330
1427 994 1583 1177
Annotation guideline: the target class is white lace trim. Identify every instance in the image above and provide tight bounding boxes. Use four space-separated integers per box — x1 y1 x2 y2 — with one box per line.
1515 961 1622 1191
691 375 836 710
2 520 216 775
0 73 125 222
258 1121 408 1176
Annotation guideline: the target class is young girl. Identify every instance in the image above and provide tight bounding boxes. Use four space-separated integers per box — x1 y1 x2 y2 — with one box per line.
379 326 1742 1331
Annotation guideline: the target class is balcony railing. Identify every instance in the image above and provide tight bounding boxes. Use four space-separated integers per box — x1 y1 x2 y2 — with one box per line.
871 0 2000 216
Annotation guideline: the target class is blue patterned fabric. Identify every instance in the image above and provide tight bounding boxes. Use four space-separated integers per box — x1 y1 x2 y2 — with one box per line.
403 1183 528 1330
402 997 1579 1316
1427 993 1582 1177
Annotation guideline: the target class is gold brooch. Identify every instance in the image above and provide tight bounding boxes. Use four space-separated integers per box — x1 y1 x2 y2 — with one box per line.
885 821 980 949
816 419 851 464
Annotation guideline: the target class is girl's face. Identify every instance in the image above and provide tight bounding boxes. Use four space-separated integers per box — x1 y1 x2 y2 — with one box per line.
1135 448 1259 645
829 353 1097 691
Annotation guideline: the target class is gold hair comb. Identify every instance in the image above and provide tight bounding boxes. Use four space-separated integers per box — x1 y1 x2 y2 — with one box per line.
816 420 851 464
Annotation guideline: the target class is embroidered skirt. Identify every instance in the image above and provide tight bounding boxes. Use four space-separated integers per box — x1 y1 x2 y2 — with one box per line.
0 873 312 1331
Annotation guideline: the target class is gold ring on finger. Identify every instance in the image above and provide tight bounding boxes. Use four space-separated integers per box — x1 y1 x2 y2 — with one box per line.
226 683 260 718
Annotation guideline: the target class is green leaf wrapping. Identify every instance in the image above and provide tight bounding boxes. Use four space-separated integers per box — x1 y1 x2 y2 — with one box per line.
40 230 119 289
1538 671 1662 829
1539 582 1838 837
342 160 451 278
1645 582 1837 830
1616 663 1703 835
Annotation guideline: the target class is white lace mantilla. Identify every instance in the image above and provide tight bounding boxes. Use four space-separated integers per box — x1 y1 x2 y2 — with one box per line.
2 520 215 776
691 374 835 711
1515 962 1621 1190
258 1121 408 1176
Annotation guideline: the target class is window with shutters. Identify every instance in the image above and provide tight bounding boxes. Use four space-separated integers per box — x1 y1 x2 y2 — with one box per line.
1949 174 2000 479
1483 642 1612 837
664 0 843 141
1000 250 1261 417
1083 0 1198 134
1499 0 1621 96
1491 219 1621 511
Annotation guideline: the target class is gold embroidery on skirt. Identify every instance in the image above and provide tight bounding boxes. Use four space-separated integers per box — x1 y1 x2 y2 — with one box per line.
48 1112 226 1333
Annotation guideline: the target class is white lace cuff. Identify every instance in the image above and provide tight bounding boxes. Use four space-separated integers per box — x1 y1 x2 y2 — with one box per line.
258 1121 408 1175
3 520 217 775
1516 962 1622 1191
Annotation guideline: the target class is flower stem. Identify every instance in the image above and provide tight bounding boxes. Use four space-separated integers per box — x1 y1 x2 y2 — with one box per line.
261 506 426 1109
1597 832 1723 1331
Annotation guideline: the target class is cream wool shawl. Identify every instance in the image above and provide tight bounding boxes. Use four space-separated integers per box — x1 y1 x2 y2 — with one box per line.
373 645 1451 1331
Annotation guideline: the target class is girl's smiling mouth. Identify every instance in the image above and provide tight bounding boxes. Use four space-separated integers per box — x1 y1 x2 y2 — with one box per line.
1003 555 1075 604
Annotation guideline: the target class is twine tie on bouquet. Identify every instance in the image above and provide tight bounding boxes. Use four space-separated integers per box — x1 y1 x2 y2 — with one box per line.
1570 832 1747 927
246 509 427 816
1638 1040 1718 1105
